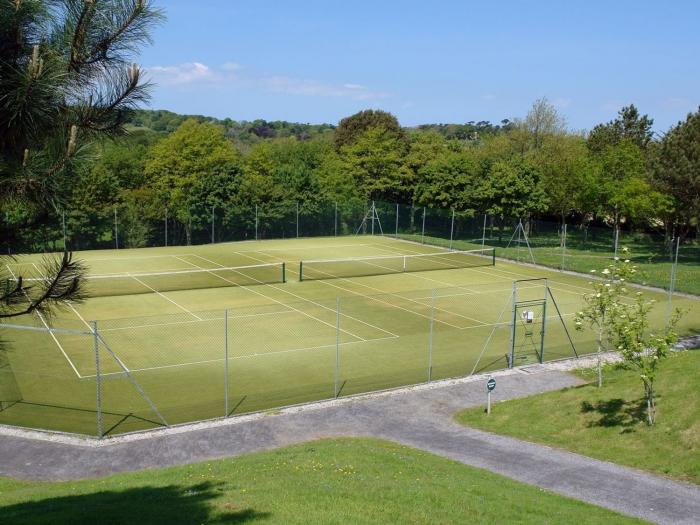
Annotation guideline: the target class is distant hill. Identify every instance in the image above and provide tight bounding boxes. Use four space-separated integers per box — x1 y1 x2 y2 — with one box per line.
126 109 511 143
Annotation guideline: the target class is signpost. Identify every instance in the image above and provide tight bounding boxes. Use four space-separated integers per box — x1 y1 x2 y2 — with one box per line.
486 377 496 414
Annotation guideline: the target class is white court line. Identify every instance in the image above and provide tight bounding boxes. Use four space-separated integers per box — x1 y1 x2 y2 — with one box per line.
242 250 472 330
128 274 203 321
183 254 368 342
86 334 399 378
97 309 298 333
28 262 134 375
378 240 592 295
260 250 486 328
5 264 83 379
229 250 401 338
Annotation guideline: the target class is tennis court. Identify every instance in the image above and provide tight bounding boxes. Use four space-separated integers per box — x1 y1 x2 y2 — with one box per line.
1 235 698 436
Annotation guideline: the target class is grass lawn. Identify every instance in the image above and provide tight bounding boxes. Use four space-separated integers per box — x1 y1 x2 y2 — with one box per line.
0 438 645 525
456 350 700 484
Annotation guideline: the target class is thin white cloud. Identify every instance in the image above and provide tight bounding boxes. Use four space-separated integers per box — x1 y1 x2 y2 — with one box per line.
144 61 388 100
481 94 497 102
221 62 242 72
263 76 388 100
145 62 218 86
551 97 572 109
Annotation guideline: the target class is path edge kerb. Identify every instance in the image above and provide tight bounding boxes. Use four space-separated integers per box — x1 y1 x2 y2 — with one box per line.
2 341 697 448
0 351 629 448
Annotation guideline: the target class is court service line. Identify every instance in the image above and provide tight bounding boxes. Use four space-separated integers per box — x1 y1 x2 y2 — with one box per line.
28 262 133 375
219 251 400 339
84 334 399 378
247 250 476 330
5 264 83 379
128 274 203 321
364 244 486 293
378 241 592 295
182 254 368 342
96 309 298 333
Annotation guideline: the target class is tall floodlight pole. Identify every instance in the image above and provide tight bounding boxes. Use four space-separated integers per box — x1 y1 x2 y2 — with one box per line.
164 207 168 247
296 202 300 238
255 204 259 240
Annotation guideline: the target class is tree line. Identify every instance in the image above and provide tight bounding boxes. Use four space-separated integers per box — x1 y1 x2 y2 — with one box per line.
4 100 700 250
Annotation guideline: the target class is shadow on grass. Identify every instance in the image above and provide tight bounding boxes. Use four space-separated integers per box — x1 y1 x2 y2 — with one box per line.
580 397 648 433
0 481 270 525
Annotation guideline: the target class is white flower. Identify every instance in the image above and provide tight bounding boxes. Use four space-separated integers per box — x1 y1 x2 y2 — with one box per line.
590 269 597 273
624 259 630 263
602 268 610 275
605 283 611 287
614 257 620 261
596 293 601 298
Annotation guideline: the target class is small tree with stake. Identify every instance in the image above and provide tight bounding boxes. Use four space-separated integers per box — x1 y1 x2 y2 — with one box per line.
0 0 162 319
609 291 683 427
574 250 635 388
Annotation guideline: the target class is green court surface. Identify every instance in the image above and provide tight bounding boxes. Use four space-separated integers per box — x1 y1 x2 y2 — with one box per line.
1 236 698 437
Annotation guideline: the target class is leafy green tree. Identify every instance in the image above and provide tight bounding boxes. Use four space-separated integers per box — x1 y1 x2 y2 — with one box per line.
0 0 162 318
143 119 240 244
531 134 595 224
480 159 549 219
517 97 567 151
334 109 405 151
588 105 654 154
652 107 700 236
594 140 669 234
413 150 479 211
341 127 408 201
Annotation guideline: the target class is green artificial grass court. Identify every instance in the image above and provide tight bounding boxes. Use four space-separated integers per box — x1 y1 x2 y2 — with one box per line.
456 350 700 484
0 438 646 525
1 235 698 436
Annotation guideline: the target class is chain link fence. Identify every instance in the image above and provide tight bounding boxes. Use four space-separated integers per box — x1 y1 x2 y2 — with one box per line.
5 277 672 437
3 198 696 295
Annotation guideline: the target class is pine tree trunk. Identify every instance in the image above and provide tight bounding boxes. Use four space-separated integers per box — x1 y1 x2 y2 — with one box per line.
597 327 603 388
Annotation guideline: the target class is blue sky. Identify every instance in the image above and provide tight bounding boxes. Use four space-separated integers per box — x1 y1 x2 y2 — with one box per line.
140 1 700 131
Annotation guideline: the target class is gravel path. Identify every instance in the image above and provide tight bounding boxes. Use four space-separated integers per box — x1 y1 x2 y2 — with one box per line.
1 359 699 524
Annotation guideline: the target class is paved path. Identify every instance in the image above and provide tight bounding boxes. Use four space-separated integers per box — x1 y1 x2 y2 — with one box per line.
1 367 699 524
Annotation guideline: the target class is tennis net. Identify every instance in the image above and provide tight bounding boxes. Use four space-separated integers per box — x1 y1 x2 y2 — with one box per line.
17 262 286 298
299 248 495 281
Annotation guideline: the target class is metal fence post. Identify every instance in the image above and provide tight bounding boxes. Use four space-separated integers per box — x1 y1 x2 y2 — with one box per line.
164 207 168 247
449 209 455 250
62 210 67 250
255 204 259 240
667 237 680 324
395 203 399 239
224 309 229 417
93 321 103 438
481 214 487 250
114 207 119 249
421 207 426 244
561 223 567 270
211 206 215 244
334 201 338 237
334 297 340 398
428 289 435 382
